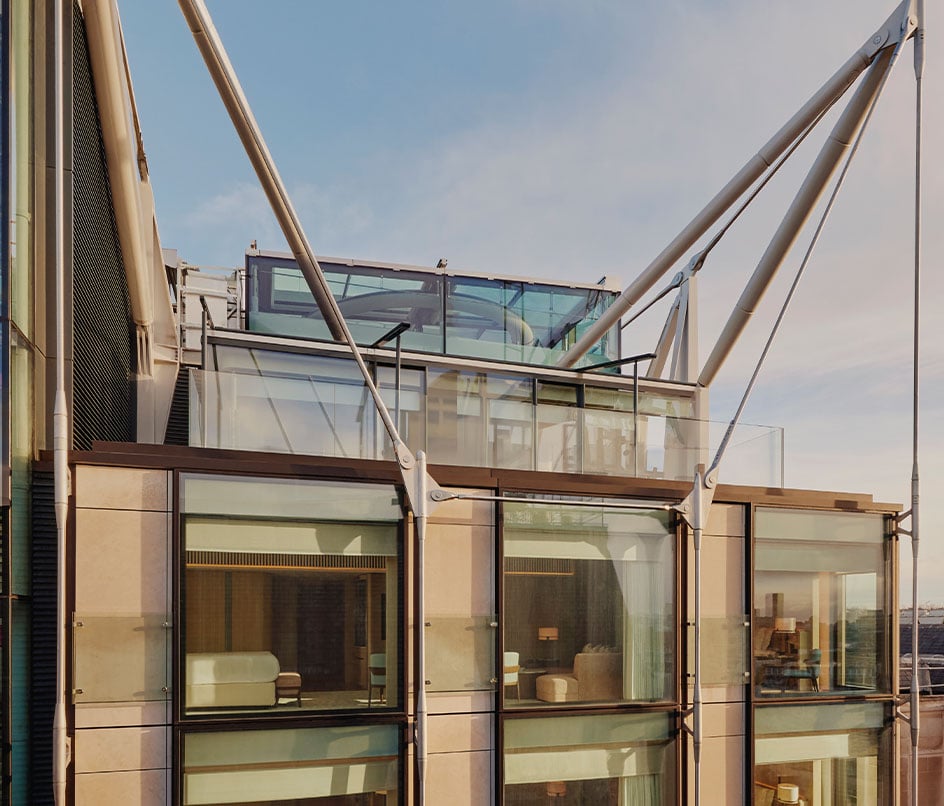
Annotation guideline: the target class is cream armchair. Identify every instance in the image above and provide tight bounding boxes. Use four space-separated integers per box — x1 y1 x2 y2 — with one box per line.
535 651 621 703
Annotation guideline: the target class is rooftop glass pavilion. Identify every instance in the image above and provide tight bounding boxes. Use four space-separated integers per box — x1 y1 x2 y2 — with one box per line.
185 254 783 485
244 252 622 368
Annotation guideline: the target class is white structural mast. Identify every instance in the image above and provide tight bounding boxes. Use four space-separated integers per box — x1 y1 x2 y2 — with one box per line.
595 4 923 806
176 3 444 801
557 0 919 377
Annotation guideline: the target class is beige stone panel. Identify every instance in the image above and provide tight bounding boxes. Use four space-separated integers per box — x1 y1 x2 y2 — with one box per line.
74 769 167 805
427 690 495 715
687 682 746 705
74 701 170 729
428 713 493 754
75 466 169 512
705 503 745 538
687 531 747 698
686 735 743 804
424 521 495 692
428 489 494 527
701 702 745 738
425 523 493 615
75 509 170 614
700 535 744 615
426 749 493 806
74 726 168 773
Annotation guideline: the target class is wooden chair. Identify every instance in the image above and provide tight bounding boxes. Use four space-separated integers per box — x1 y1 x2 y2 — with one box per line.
368 653 387 706
782 648 821 692
754 782 776 806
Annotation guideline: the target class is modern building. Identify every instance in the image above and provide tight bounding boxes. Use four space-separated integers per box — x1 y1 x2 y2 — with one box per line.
898 623 944 804
0 1 924 805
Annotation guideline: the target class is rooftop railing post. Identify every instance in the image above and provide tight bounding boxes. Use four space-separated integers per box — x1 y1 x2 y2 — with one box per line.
395 333 402 429
633 361 639 477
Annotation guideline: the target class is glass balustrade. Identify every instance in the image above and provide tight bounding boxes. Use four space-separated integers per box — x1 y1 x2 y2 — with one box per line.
189 366 783 486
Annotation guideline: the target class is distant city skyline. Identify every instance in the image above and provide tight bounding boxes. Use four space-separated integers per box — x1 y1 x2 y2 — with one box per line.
120 1 943 600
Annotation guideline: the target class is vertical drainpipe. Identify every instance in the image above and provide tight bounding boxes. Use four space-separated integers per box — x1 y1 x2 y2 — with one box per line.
414 452 429 806
52 0 72 802
690 470 706 806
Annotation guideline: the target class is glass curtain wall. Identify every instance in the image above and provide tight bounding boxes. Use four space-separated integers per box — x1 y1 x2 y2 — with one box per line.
503 712 675 805
752 509 890 697
180 475 403 716
754 703 891 806
502 499 674 708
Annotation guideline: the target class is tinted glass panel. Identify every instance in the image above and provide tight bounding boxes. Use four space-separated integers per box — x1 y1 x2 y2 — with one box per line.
181 476 402 716
503 499 674 708
183 724 399 805
244 255 619 367
504 712 674 805
248 257 444 353
446 275 618 366
753 509 889 698
754 703 890 806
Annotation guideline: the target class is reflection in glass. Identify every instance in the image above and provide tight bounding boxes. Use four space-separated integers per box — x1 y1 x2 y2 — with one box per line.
504 712 674 805
376 365 426 459
181 475 402 716
445 275 619 367
247 257 445 355
754 703 890 806
753 509 889 698
583 386 636 476
245 255 621 368
502 499 674 708
488 376 533 469
190 347 781 484
192 357 375 458
183 724 399 805
426 369 487 467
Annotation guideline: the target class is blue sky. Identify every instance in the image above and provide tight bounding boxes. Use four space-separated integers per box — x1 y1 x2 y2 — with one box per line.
120 1 943 602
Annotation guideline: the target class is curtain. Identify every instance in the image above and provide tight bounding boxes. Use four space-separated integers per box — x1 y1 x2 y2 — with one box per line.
621 560 665 701
621 773 662 805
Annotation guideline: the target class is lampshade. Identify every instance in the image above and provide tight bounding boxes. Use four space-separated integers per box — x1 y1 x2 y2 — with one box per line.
546 781 567 797
774 617 796 633
537 627 559 641
776 783 799 804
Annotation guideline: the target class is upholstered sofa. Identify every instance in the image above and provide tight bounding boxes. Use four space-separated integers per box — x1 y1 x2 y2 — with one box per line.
535 651 622 703
186 651 281 708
